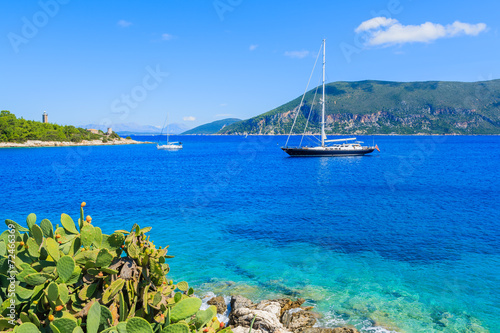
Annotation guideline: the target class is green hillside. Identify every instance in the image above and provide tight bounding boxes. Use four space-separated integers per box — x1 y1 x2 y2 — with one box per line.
0 110 120 142
182 118 242 134
218 80 500 135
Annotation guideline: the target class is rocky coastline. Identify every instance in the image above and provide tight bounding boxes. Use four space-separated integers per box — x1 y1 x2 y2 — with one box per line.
205 294 359 333
0 138 153 148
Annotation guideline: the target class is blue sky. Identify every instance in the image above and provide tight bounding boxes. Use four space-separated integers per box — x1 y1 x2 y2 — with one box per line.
1 0 499 128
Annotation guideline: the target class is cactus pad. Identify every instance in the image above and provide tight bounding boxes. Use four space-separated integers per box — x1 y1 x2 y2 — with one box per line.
60 213 79 234
102 278 125 304
176 281 188 291
87 301 101 333
80 224 95 248
58 283 70 303
46 281 59 302
40 219 54 238
26 213 37 230
126 317 154 333
57 255 76 283
96 248 114 268
52 317 78 333
14 322 39 333
45 237 60 261
26 237 40 258
193 305 217 329
5 219 29 232
24 273 52 286
170 297 203 322
162 323 190 333
31 224 44 245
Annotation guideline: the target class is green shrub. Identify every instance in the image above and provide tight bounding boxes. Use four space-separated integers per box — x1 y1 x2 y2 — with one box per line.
70 135 83 143
126 136 132 140
102 137 108 143
0 204 229 333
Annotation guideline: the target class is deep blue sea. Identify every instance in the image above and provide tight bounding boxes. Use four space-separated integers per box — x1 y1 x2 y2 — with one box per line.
1 135 499 332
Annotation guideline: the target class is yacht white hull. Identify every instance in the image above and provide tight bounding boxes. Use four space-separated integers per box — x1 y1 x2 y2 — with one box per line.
157 144 182 150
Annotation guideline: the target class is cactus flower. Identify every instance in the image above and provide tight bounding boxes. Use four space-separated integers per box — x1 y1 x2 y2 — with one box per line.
81 202 86 207
55 305 64 311
220 323 225 328
19 241 24 246
86 215 92 222
48 315 55 321
55 234 61 239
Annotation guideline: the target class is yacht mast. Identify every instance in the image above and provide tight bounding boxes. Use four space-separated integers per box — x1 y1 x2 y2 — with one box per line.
166 113 170 144
321 39 326 147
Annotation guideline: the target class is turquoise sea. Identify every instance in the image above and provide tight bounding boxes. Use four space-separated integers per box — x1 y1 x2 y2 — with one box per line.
0 135 499 332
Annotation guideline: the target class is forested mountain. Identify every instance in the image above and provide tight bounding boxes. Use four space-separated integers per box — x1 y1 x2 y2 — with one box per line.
182 118 241 134
218 80 500 135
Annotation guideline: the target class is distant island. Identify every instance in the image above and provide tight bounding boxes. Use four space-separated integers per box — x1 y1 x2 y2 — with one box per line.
182 118 241 134
0 110 149 148
82 122 189 135
218 79 500 135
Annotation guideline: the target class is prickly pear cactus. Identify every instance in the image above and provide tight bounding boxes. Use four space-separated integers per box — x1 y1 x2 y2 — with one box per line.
0 203 232 333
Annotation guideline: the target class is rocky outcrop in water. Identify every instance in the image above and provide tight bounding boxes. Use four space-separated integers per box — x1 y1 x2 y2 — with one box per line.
220 295 359 333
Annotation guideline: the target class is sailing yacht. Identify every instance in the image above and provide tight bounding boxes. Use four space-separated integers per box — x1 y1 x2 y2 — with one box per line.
157 114 182 150
281 40 379 157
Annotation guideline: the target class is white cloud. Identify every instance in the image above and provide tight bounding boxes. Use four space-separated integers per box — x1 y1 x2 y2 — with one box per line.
448 21 487 36
284 50 310 59
117 20 132 28
219 103 228 107
249 44 258 51
183 116 196 121
162 33 175 41
355 17 398 33
356 17 487 46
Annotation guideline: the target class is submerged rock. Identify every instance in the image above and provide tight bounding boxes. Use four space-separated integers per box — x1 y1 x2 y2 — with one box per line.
281 308 318 332
208 295 228 314
272 298 306 317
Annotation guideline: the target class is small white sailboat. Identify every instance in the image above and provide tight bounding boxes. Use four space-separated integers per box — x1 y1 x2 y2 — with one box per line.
157 114 182 150
282 39 379 157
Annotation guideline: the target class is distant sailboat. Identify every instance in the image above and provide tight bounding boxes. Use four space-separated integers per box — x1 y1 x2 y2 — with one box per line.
157 114 182 150
281 39 379 157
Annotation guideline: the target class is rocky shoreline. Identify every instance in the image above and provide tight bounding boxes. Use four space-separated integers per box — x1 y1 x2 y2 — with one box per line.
0 138 153 148
205 294 359 333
